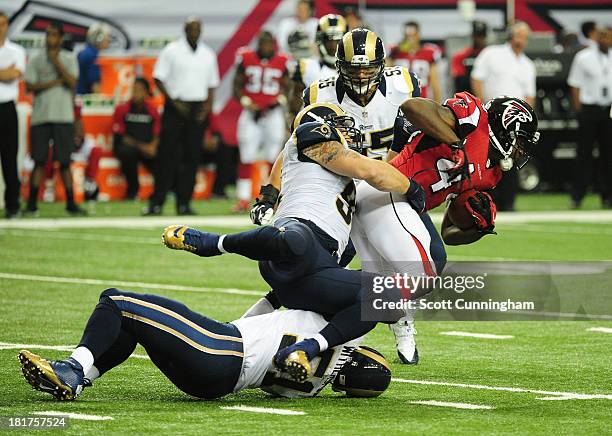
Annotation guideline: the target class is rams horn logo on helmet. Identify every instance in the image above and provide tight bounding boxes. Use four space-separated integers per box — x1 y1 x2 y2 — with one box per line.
311 123 333 138
501 100 533 129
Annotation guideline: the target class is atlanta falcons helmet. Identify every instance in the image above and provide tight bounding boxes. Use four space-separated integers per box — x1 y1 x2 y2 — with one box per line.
485 97 540 171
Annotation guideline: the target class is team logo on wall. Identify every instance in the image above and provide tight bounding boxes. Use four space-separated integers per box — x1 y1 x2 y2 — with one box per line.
501 100 533 129
8 0 130 50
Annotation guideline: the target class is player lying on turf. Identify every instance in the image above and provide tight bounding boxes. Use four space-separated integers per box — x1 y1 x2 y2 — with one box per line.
161 103 427 382
18 288 392 401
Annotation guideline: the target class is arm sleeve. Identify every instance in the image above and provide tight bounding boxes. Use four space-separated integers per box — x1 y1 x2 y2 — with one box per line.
443 92 481 139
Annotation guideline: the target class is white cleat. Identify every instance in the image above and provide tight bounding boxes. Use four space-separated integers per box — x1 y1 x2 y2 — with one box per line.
390 320 419 364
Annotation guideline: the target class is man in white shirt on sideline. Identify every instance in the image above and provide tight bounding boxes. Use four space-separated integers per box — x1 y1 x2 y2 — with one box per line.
277 0 318 59
144 17 220 216
470 21 536 211
567 25 612 209
0 11 26 219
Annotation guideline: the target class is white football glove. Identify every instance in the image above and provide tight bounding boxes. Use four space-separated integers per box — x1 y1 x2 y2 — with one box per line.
250 203 275 226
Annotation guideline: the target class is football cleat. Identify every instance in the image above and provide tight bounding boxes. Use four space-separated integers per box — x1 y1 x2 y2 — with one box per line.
390 320 419 365
275 350 311 383
162 225 221 257
18 350 85 401
273 338 320 382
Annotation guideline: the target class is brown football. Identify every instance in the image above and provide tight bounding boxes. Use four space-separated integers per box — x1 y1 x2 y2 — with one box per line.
447 189 477 230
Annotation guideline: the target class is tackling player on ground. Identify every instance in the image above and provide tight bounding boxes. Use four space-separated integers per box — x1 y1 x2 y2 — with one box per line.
161 103 428 383
18 288 391 401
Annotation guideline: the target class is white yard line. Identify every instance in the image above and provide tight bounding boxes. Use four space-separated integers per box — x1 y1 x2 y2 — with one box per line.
501 224 612 236
220 406 305 415
0 216 252 229
440 331 514 339
0 229 159 245
0 342 149 359
0 210 611 230
409 400 494 410
0 272 262 297
392 378 612 400
32 411 113 421
588 327 612 334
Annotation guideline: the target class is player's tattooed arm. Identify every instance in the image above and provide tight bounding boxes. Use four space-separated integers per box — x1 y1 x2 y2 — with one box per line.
304 141 410 194
401 98 461 145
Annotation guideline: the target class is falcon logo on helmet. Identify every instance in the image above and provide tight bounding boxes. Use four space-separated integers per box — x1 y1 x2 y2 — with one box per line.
336 28 386 98
485 96 540 171
316 14 348 66
293 103 365 152
501 100 533 129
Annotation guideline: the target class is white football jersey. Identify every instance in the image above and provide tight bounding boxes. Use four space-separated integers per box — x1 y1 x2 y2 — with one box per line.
232 309 360 398
291 58 337 87
304 66 420 160
273 122 355 256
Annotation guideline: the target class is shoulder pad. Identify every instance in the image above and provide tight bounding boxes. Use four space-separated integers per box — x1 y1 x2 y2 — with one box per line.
443 92 482 139
295 121 342 151
302 81 320 106
385 66 421 100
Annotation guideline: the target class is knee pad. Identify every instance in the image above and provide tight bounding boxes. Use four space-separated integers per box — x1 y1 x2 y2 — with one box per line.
278 221 313 257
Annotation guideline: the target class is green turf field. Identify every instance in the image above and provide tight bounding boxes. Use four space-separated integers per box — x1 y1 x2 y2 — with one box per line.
0 195 611 434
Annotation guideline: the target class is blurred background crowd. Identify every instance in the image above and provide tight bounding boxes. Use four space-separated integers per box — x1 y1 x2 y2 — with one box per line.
0 0 610 218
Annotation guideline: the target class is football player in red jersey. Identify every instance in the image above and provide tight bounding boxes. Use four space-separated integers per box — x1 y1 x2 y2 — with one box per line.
232 31 290 211
389 21 442 102
391 93 539 243
356 93 538 364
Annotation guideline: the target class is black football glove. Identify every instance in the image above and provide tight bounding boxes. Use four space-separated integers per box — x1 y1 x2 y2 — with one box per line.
465 191 497 234
250 184 280 226
405 178 426 214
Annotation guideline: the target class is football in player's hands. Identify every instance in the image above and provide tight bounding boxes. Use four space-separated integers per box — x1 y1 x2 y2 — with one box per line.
448 189 496 232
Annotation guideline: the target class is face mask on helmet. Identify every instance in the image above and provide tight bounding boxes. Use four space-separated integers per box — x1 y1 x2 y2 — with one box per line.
337 60 384 97
326 114 365 152
336 29 386 98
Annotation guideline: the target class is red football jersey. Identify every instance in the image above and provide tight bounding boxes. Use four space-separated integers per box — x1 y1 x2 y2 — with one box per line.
236 48 289 110
390 92 502 210
389 43 441 98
